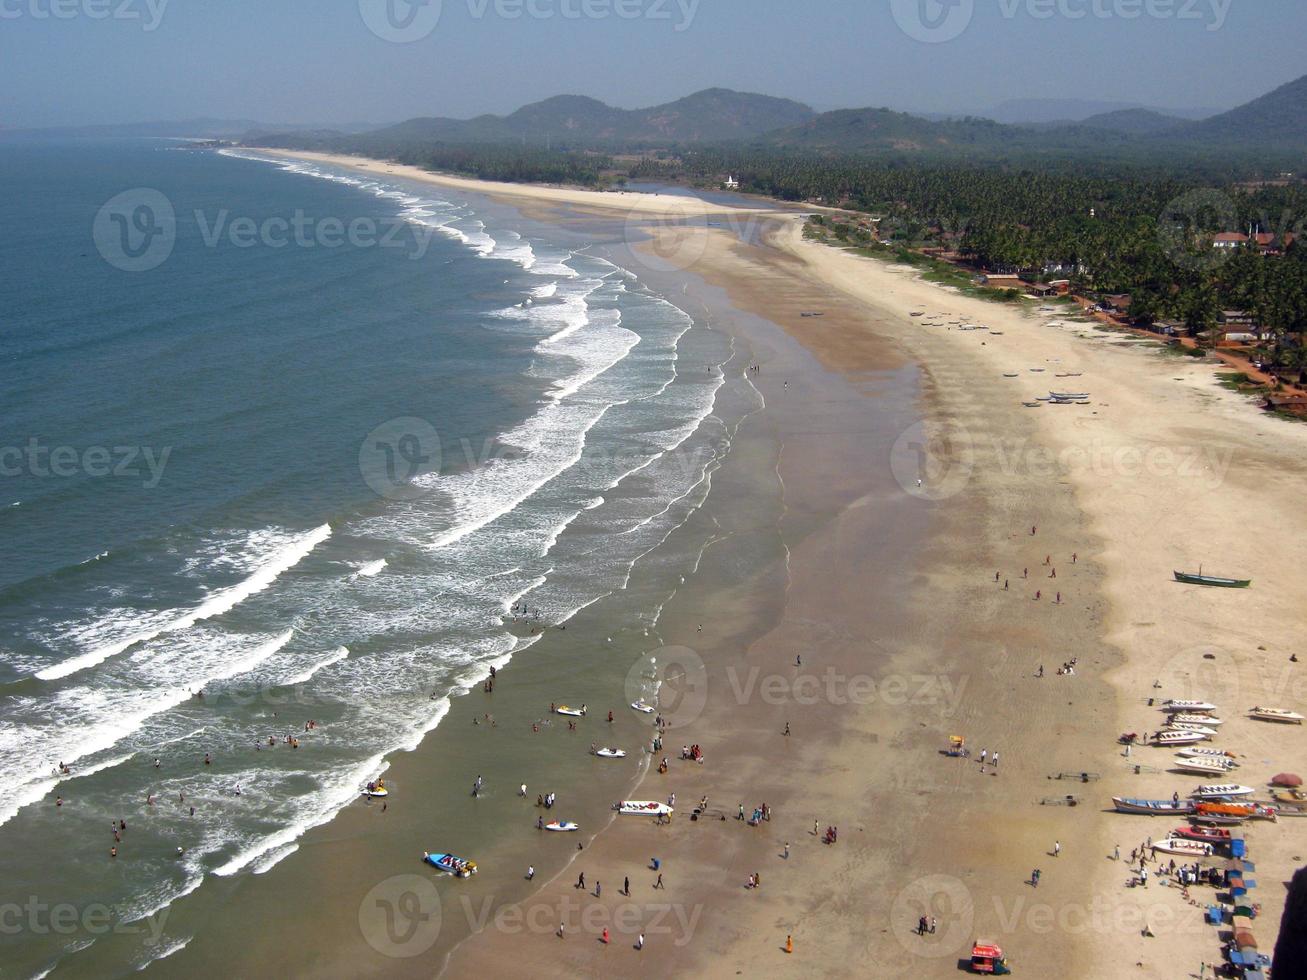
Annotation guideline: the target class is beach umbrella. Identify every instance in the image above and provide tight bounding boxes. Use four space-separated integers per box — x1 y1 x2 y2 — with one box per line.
1270 773 1302 787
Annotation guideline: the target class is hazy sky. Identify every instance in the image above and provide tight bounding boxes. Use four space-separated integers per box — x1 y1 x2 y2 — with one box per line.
2 0 1303 128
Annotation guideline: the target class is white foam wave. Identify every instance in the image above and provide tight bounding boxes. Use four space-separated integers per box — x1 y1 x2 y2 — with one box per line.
0 630 294 828
35 525 330 681
354 558 387 578
282 646 348 686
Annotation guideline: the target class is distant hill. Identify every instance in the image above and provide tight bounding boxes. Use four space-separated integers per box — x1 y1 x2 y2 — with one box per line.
348 89 815 147
1171 74 1307 146
986 97 1216 124
757 107 1039 154
1079 108 1187 135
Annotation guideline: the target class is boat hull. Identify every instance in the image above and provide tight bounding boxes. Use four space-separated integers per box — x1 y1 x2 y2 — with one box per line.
1174 571 1251 588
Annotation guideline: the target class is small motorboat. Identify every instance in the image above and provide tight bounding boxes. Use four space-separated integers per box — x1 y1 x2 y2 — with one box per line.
555 705 587 717
1174 825 1233 845
1022 401 1043 408
1152 730 1208 745
615 800 673 816
1249 706 1305 724
1003 372 1020 378
593 747 627 759
1166 724 1220 737
629 700 655 714
1162 700 1218 713
545 820 579 832
424 852 477 878
1177 747 1237 762
1192 784 1255 799
1170 713 1224 726
362 779 389 799
1171 756 1235 775
1152 837 1213 857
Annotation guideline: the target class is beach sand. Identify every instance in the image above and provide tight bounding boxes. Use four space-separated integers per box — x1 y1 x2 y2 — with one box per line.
191 152 1306 979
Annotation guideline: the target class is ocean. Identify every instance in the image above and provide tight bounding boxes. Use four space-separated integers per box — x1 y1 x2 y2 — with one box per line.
0 140 746 976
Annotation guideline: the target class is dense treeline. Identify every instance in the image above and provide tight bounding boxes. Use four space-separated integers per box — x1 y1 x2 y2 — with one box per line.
638 149 1307 364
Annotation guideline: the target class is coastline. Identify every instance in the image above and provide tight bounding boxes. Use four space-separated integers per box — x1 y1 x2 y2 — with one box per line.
156 150 1307 979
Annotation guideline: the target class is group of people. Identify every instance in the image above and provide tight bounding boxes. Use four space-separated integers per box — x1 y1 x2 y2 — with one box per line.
680 744 703 762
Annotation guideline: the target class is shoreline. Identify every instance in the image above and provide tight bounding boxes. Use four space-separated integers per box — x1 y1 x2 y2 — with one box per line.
155 149 1307 979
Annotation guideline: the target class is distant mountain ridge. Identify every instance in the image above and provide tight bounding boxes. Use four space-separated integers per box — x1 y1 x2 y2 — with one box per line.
351 89 816 146
1169 74 1307 146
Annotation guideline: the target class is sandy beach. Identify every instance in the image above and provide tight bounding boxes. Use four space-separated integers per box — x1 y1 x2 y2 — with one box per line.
197 151 1306 979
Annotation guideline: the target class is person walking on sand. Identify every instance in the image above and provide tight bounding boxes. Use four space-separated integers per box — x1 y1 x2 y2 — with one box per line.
992 752 999 769
602 927 609 945
655 872 663 889
527 866 535 880
1114 844 1120 861
636 932 645 950
1004 579 1009 591
979 748 987 765
1035 590 1041 600
577 872 585 890
784 842 790 859
1054 840 1061 858
624 875 630 896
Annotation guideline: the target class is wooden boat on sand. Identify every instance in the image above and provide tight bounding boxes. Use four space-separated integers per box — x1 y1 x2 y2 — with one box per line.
1112 797 1195 816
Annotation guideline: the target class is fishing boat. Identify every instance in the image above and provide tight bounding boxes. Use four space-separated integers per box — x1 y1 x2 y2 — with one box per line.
1177 747 1237 762
615 800 673 816
1197 800 1277 821
629 700 655 714
555 705 587 717
593 747 627 759
1112 797 1196 816
1249 706 1305 724
1191 784 1255 799
1022 401 1042 408
1171 756 1235 775
1161 700 1218 714
1171 713 1224 726
1049 391 1090 400
544 820 579 832
1003 372 1020 378
1166 724 1220 737
424 852 477 878
1174 825 1234 845
1152 837 1214 857
1173 570 1251 588
1191 812 1246 827
1152 730 1208 745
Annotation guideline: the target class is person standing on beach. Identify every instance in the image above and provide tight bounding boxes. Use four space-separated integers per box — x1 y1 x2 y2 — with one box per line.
577 872 585 890
1114 844 1120 861
992 752 999 769
636 932 645 950
784 842 790 859
624 876 630 896
980 749 987 765
1054 840 1061 858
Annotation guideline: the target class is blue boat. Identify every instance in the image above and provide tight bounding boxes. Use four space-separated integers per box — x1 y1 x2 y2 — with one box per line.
423 852 477 878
